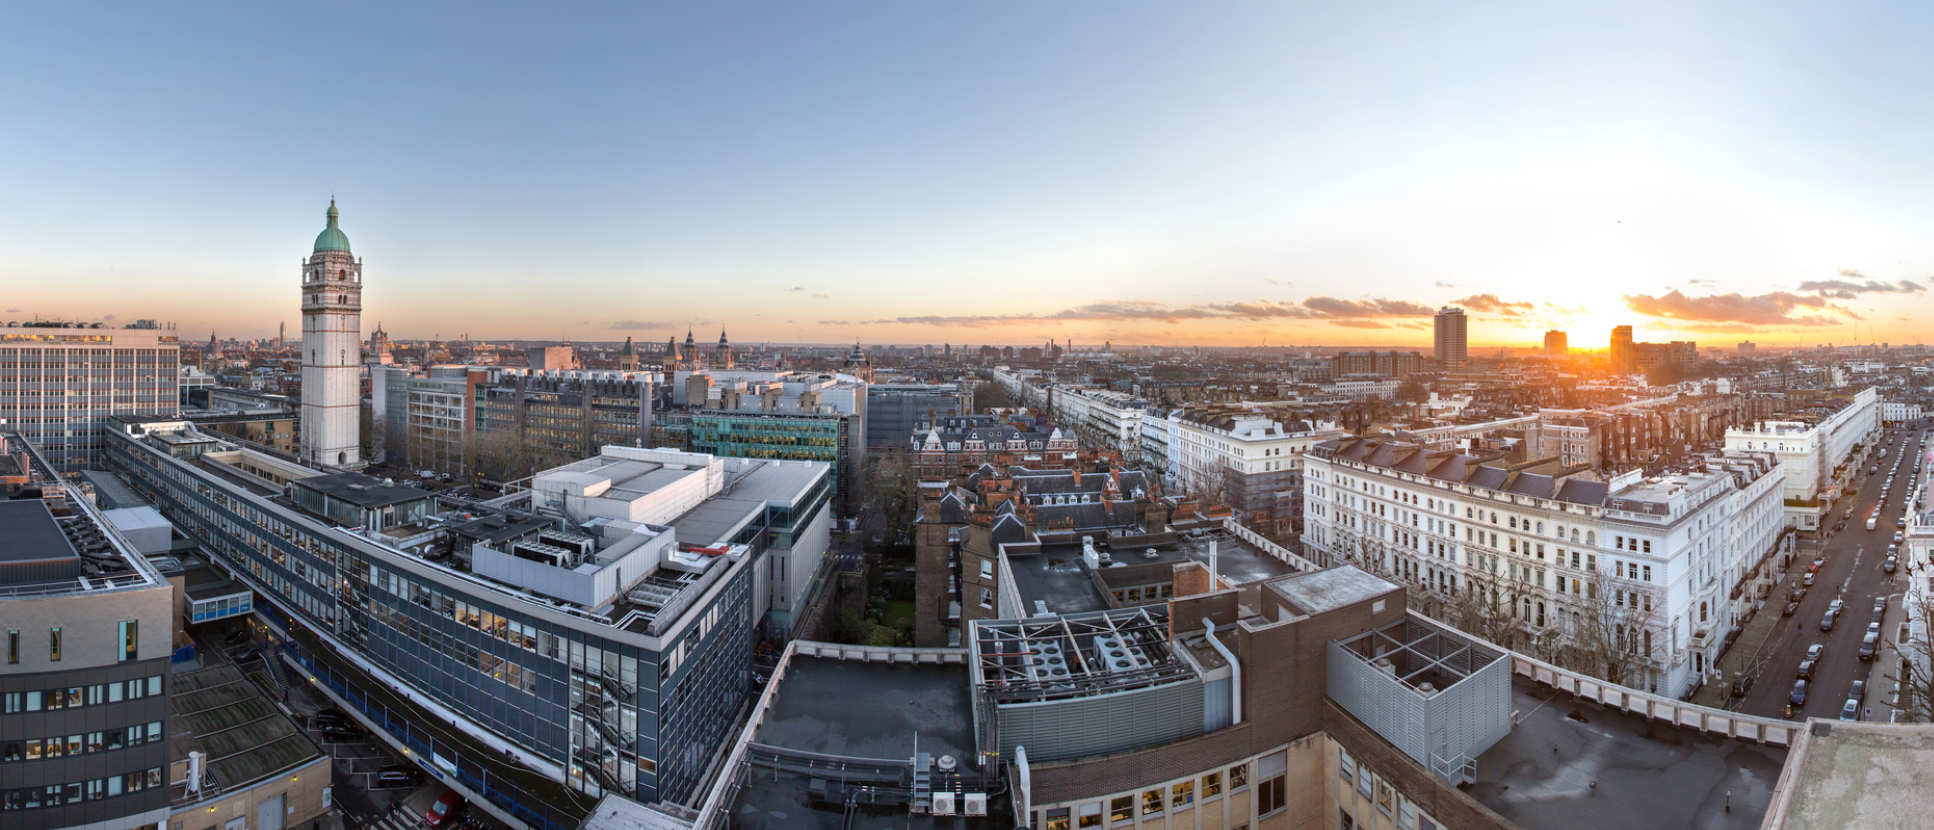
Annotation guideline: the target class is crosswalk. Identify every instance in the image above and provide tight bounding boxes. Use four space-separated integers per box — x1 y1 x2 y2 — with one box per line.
366 804 421 830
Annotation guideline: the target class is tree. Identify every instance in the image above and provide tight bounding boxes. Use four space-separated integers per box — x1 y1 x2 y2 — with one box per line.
469 430 568 484
1395 379 1428 404
973 381 1015 413
1561 568 1648 688
864 451 920 551
1884 584 1934 722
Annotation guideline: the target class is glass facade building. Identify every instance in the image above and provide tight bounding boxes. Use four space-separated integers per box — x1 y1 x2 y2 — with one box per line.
104 421 765 819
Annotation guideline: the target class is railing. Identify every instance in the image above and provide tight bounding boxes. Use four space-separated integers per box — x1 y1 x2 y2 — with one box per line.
1220 517 1321 573
1407 613 1802 747
791 641 968 664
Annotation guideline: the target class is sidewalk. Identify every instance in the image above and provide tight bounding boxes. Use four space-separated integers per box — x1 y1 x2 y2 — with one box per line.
1693 537 1810 709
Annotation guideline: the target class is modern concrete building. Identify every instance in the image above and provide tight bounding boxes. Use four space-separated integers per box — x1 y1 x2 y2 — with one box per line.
299 199 363 469
104 421 829 823
0 432 175 827
1433 306 1468 369
866 383 971 449
674 369 865 515
1302 435 1786 696
0 322 179 470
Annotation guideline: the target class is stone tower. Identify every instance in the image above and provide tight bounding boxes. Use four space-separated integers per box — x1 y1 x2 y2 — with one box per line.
301 199 363 468
716 329 734 370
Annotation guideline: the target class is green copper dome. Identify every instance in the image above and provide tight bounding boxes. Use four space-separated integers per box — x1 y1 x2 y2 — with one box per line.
313 200 351 253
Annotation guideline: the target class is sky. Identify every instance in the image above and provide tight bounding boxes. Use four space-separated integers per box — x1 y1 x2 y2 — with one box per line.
4 1 1933 349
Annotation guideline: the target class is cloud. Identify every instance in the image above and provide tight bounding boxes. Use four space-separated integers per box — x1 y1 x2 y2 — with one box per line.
103 313 117 321
1451 293 1534 316
788 286 805 292
1622 289 1850 326
1330 320 1390 329
818 320 852 326
608 319 665 330
855 296 1437 328
4 307 18 313
1838 268 1866 279
1433 281 1456 289
1794 278 1924 299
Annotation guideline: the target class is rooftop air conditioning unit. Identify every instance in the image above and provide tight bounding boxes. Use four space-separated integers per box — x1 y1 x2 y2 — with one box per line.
963 793 988 816
930 793 956 816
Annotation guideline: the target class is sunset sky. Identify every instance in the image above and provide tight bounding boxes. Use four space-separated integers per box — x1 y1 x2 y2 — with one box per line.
4 2 1932 348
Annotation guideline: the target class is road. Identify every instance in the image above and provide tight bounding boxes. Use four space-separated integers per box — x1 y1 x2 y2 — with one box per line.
1734 425 1924 721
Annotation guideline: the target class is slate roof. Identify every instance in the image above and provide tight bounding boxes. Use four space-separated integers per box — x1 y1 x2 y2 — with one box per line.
1314 435 1610 507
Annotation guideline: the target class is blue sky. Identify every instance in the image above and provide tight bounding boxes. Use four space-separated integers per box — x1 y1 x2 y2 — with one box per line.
4 1 1932 346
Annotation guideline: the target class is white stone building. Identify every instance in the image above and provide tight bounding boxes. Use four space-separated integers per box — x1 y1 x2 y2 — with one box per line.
300 199 364 468
1050 386 1147 457
1883 400 1924 423
1302 435 1784 696
1723 387 1879 529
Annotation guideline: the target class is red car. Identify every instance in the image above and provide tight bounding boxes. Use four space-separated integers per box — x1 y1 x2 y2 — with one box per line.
426 789 463 828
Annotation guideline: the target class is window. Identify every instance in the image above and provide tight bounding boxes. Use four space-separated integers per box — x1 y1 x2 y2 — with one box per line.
48 627 60 662
1229 763 1248 790
5 629 15 664
1109 796 1134 823
979 588 994 610
1203 771 1222 798
1142 788 1164 815
1078 803 1103 828
118 620 138 662
1260 750 1288 813
1044 808 1071 830
1376 778 1395 813
1171 780 1193 807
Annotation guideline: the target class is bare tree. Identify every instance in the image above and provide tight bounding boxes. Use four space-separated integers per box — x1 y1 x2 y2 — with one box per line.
1883 583 1934 722
470 430 568 484
1560 568 1648 688
865 451 920 550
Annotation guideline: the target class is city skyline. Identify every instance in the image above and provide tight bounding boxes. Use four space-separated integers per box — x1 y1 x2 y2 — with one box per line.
7 3 1934 347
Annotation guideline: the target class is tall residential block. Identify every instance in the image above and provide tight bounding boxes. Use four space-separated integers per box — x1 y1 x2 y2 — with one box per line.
1433 306 1468 368
300 199 363 468
1544 329 1568 356
1609 324 1636 373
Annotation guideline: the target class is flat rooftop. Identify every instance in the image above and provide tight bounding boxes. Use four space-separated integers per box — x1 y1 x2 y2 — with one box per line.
169 663 323 798
1466 677 1787 830
292 471 435 508
754 657 975 761
1764 721 1934 829
1268 566 1397 615
1009 531 1294 616
667 459 825 546
0 498 76 564
730 656 994 830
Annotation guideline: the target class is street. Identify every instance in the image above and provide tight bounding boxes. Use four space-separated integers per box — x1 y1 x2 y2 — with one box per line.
1732 425 1924 721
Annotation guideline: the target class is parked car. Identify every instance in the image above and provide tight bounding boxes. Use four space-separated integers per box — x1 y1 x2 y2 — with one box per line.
1821 612 1836 632
1807 643 1825 661
1851 679 1867 701
1829 599 1846 617
1790 680 1809 706
1784 601 1800 616
1731 675 1753 698
1797 658 1816 678
375 769 415 788
1792 585 1809 601
1860 632 1880 661
1804 573 1817 588
1885 556 1899 574
427 789 464 829
1876 597 1889 615
1841 699 1860 720
318 726 360 742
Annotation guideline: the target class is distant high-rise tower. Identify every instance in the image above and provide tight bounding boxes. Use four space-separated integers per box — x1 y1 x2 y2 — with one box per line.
1609 325 1636 373
301 199 363 468
1544 330 1568 356
1433 306 1468 369
278 320 285 346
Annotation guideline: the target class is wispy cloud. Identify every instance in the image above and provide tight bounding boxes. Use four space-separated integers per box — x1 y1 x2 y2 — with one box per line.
1451 293 1534 317
608 319 665 330
1433 281 1456 289
788 286 805 292
1794 277 1924 299
811 292 829 300
857 296 1436 328
1623 289 1850 326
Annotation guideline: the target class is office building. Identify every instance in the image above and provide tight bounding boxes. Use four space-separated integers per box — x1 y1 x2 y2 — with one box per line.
866 382 971 448
675 369 865 515
1433 306 1468 368
376 366 658 480
1544 330 1568 356
106 421 830 822
0 322 178 470
0 432 175 827
300 199 363 468
1302 435 1785 696
1738 341 1757 354
1329 350 1422 379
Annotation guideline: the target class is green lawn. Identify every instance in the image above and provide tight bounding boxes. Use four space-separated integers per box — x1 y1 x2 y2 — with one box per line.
880 599 916 628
